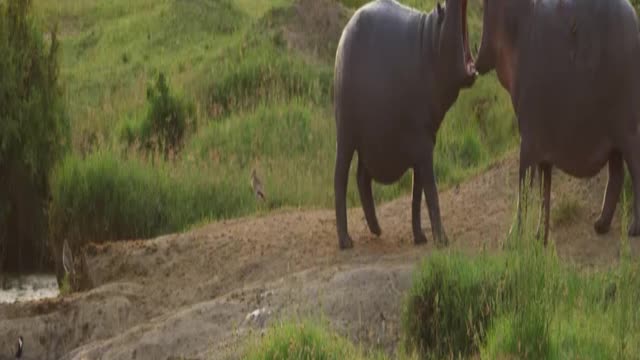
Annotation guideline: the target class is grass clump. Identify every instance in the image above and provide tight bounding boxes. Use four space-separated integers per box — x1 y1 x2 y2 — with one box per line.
401 252 504 359
48 150 251 248
244 319 370 360
58 273 72 296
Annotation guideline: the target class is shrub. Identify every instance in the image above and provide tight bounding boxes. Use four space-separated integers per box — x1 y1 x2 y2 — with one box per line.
0 0 69 272
121 72 195 159
401 252 504 359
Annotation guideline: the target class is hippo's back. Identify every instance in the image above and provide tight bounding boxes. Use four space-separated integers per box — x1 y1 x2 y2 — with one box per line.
514 0 640 176
519 0 639 105
334 0 427 127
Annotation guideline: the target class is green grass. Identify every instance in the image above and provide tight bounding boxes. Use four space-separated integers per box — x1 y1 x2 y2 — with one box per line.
48 150 253 246
401 176 640 359
243 317 415 360
59 273 72 295
401 251 504 359
243 319 371 360
39 0 516 244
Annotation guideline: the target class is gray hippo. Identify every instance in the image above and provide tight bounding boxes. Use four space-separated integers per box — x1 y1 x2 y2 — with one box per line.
333 0 476 249
474 0 640 244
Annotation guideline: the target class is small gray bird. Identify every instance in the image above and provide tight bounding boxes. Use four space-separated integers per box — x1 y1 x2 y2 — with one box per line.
62 239 75 278
250 169 266 201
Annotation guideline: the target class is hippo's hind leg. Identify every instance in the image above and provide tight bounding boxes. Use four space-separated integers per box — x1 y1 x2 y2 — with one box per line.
411 167 427 244
419 148 448 246
335 134 355 249
594 152 623 234
538 163 552 246
624 150 640 237
356 157 381 236
510 143 536 239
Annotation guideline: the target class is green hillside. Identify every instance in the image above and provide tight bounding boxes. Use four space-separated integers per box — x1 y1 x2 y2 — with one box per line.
36 0 515 245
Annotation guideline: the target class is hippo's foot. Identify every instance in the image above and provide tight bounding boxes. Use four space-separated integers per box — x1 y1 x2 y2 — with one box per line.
413 232 427 245
369 223 382 237
339 234 354 250
434 232 449 248
594 217 612 235
628 220 640 237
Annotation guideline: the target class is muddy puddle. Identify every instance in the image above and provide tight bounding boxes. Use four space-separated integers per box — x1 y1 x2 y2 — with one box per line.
0 273 59 304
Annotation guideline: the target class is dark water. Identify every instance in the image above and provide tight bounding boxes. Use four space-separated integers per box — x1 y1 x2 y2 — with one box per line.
0 273 59 304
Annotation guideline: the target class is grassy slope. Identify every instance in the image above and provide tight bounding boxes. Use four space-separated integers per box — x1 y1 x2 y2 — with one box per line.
40 0 516 245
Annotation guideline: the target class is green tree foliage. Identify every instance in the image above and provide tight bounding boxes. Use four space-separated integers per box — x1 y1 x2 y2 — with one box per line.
0 0 69 272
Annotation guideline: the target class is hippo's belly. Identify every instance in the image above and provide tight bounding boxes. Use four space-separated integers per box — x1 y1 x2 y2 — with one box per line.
362 155 413 185
356 124 420 184
520 110 615 178
547 146 611 178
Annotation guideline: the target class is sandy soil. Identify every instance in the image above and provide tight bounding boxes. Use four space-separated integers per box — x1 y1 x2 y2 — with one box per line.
0 152 636 359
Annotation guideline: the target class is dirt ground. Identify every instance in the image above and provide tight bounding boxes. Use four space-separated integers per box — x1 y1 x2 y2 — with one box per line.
0 152 636 360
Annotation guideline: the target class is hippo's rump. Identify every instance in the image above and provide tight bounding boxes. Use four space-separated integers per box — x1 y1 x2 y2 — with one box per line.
335 0 427 112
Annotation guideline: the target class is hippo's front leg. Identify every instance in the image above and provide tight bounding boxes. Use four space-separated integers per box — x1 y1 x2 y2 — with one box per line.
594 152 623 234
335 137 355 249
356 158 382 236
539 163 552 245
420 147 449 246
510 143 535 240
411 168 427 244
626 153 640 237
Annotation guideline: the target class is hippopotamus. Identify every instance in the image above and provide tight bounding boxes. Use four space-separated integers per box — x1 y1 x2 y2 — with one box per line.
333 0 476 249
474 0 640 244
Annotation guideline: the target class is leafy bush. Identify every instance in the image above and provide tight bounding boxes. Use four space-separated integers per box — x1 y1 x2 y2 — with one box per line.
401 252 504 359
0 0 69 272
121 72 195 159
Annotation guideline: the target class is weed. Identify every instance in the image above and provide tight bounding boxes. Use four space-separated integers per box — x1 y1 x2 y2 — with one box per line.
401 251 504 359
243 318 368 360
